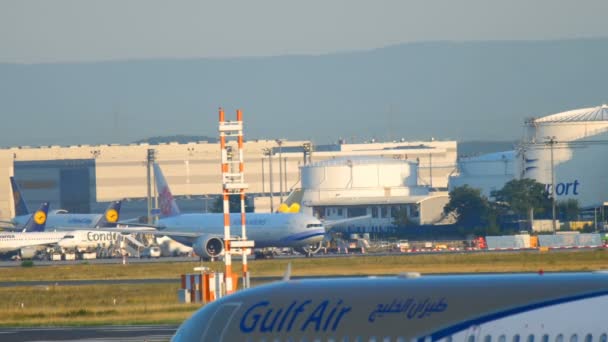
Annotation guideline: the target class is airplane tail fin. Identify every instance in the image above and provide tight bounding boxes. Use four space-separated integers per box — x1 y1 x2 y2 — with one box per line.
277 189 306 214
10 177 30 216
153 163 180 217
95 200 122 228
22 202 49 232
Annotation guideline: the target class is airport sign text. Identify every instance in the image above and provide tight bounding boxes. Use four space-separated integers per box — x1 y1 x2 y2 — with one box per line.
545 180 580 196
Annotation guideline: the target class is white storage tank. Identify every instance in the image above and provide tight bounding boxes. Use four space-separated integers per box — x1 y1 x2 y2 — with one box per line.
301 157 418 190
522 104 608 207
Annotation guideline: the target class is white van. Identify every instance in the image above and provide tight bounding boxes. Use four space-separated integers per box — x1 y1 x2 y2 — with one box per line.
141 246 162 258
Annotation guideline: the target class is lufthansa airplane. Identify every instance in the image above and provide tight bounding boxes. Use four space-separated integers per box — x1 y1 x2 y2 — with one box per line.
8 177 122 229
0 202 62 258
172 272 608 341
119 163 327 259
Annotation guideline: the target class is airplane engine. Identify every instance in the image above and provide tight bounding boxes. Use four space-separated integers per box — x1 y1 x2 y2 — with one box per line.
192 235 223 260
19 246 39 259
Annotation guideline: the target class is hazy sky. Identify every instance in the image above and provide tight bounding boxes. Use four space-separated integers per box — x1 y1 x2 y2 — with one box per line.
2 0 608 63
1 1 607 148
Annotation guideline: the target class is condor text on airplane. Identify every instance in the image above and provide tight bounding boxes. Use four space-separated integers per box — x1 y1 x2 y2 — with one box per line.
172 272 608 341
125 163 327 259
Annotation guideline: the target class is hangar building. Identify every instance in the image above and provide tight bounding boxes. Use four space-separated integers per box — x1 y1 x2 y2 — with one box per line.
0 139 457 228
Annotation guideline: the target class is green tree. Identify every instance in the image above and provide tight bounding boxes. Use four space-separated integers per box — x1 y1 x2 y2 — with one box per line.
391 205 416 227
444 185 493 230
491 178 550 229
556 199 580 221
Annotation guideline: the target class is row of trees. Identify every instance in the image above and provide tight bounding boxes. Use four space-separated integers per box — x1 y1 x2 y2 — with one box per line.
444 179 580 235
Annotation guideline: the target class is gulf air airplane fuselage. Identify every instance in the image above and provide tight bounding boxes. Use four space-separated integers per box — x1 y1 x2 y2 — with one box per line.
172 272 608 341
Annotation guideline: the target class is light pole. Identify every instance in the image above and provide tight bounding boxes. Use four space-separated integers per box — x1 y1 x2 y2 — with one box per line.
263 148 274 212
302 142 311 165
146 149 156 224
545 136 557 233
276 139 284 203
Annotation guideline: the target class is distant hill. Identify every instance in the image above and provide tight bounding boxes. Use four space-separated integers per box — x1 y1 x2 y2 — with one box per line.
134 135 218 145
1 38 607 146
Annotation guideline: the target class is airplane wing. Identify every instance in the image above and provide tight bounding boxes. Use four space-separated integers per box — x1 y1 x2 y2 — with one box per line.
109 227 201 238
323 215 372 229
116 220 160 228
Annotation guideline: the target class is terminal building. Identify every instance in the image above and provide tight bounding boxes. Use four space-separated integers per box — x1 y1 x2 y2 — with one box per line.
0 139 457 230
450 104 608 210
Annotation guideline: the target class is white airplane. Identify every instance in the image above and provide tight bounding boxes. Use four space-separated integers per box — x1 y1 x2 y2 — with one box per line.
0 202 66 259
119 163 327 259
55 230 125 252
7 177 122 229
171 272 608 341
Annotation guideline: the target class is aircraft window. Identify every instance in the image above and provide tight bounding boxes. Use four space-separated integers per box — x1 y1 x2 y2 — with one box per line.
513 335 521 342
306 223 323 228
485 335 492 342
469 335 476 342
64 235 75 239
584 334 592 342
556 334 564 342
600 334 607 342
570 335 577 342
528 335 535 342
542 335 549 342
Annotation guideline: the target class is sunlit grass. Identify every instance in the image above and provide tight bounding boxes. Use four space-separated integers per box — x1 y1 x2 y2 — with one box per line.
1 250 608 326
1 250 608 283
0 284 198 326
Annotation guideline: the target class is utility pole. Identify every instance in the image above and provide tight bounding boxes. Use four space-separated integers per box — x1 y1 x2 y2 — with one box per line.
276 139 284 203
146 149 156 224
429 152 433 190
263 148 274 212
545 136 557 233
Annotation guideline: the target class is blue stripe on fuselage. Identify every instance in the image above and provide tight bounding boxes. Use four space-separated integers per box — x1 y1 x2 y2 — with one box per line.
279 229 325 242
425 290 608 341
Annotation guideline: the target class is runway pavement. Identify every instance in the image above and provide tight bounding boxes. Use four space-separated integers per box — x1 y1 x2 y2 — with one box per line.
0 325 178 342
0 256 200 268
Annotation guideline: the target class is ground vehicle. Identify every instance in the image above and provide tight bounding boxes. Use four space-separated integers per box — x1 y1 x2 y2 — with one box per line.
396 240 410 252
140 246 161 258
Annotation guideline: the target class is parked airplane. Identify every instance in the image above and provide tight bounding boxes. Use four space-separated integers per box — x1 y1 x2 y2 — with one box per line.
171 272 608 341
7 177 122 229
118 163 327 259
0 202 64 259
56 229 143 254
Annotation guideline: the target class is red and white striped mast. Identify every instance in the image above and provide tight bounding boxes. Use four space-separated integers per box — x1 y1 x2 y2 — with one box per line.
218 107 253 294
